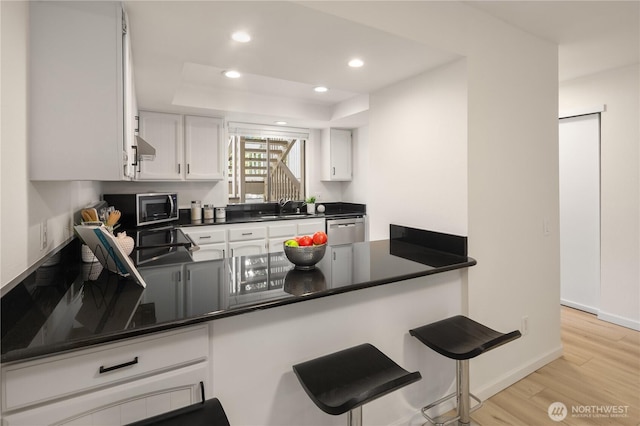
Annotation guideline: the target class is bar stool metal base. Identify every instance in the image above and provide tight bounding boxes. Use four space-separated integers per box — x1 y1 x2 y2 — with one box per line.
420 360 482 426
348 406 363 426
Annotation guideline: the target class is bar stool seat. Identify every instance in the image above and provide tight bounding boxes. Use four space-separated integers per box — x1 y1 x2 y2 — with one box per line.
410 316 521 426
126 397 230 426
293 343 422 426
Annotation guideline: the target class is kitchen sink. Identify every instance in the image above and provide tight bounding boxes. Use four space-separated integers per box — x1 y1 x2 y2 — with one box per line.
260 214 308 219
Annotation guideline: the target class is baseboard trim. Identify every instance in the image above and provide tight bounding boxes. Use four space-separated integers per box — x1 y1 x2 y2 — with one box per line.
473 345 564 401
561 301 640 331
598 310 640 331
560 299 598 315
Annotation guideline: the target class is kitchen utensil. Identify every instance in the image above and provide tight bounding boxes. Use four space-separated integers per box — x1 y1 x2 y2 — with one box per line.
106 210 121 227
81 208 99 222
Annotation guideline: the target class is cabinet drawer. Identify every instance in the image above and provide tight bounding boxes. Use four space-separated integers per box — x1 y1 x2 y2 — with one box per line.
228 226 267 242
2 325 208 411
268 223 297 238
297 220 325 235
183 227 226 244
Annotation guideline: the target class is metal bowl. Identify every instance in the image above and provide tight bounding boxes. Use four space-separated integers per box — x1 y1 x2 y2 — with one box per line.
283 243 327 270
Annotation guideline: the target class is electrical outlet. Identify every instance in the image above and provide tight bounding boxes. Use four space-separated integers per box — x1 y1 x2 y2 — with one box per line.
40 221 48 250
521 316 529 336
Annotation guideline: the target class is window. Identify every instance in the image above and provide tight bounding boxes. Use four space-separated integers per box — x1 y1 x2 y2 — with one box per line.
228 123 307 204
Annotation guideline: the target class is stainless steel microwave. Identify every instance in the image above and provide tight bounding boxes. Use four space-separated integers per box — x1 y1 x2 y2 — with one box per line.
103 193 179 227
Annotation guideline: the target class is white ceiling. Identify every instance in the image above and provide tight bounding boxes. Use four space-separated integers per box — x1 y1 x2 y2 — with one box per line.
124 1 639 129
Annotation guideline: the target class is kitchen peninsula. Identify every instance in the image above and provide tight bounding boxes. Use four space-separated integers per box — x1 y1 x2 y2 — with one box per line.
1 225 475 425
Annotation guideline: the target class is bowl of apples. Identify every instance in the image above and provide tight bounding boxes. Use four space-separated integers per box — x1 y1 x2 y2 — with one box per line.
283 231 328 270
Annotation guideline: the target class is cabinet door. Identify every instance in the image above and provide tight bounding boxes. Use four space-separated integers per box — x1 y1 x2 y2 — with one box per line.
137 111 183 180
191 242 227 261
2 363 207 426
184 116 225 180
330 129 352 180
297 220 326 236
229 240 266 258
330 245 353 287
29 2 126 181
138 264 183 322
322 128 352 181
122 10 137 180
185 260 225 315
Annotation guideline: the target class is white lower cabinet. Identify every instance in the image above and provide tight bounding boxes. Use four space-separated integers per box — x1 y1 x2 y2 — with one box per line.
182 218 327 260
296 219 325 236
3 363 206 426
267 223 297 252
138 264 184 322
228 239 266 257
1 326 209 426
331 244 354 287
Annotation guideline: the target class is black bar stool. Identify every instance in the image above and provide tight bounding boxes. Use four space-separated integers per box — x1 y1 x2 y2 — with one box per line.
126 397 230 426
293 343 422 426
409 315 521 426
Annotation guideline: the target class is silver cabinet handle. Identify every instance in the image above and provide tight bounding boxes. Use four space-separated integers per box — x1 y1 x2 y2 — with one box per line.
242 232 253 236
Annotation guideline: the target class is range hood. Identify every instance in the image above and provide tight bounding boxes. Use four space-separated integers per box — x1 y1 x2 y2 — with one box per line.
136 135 156 161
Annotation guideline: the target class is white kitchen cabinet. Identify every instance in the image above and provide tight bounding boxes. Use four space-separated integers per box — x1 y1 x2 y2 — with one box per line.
181 227 226 261
29 1 136 181
330 244 354 287
137 111 184 180
297 219 326 236
228 226 267 257
321 128 352 181
228 240 266 257
137 112 225 181
1 326 209 425
267 223 297 252
185 260 225 315
138 264 184 322
184 115 225 180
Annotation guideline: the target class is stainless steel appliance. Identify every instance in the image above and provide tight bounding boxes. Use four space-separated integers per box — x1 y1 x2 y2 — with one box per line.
134 226 193 266
326 216 365 245
103 193 178 227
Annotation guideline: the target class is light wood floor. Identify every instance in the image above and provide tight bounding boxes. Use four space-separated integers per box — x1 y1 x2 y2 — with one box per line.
471 306 640 425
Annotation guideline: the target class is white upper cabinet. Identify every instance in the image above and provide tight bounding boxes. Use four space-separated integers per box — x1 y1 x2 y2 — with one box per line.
137 111 184 180
184 116 225 180
137 112 225 181
29 2 136 181
321 128 352 181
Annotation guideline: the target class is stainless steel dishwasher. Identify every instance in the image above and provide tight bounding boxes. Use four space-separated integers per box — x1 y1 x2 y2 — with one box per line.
326 216 365 245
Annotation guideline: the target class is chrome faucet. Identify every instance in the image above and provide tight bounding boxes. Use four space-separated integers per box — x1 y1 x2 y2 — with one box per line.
278 198 293 213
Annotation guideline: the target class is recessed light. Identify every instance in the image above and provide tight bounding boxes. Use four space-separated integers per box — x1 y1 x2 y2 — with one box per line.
231 31 251 43
348 58 364 68
314 86 328 93
274 121 287 125
223 70 241 79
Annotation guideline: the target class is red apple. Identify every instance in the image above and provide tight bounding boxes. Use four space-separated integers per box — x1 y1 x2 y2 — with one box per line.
312 231 328 245
298 235 313 246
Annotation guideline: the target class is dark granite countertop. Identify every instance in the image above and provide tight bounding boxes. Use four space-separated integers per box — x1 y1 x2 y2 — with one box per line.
1 225 474 364
175 201 366 227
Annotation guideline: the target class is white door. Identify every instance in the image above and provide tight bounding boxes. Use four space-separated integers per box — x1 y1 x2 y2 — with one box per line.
559 113 601 313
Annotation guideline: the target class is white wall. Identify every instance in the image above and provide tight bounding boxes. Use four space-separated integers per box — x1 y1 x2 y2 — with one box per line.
368 58 468 240
560 64 640 330
306 0 562 402
0 2 102 290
